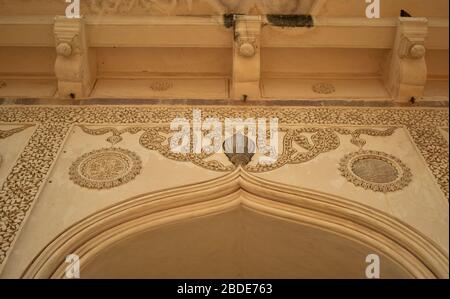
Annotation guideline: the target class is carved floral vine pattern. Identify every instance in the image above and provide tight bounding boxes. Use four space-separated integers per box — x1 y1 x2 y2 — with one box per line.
0 123 67 263
247 126 396 172
76 125 398 173
0 106 448 266
78 125 236 172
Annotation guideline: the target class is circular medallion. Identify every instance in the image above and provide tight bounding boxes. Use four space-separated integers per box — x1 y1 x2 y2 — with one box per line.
409 44 426 59
239 42 256 58
69 148 142 189
150 81 173 91
56 42 72 57
339 150 412 192
312 82 335 94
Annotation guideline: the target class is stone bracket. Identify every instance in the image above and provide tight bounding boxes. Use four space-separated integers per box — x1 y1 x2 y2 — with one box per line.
384 17 429 102
54 16 96 99
232 15 262 100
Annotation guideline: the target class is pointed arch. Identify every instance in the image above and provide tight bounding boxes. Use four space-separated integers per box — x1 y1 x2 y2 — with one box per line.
23 168 448 278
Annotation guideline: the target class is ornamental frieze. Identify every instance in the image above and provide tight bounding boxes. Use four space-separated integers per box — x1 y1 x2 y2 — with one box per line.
74 124 400 176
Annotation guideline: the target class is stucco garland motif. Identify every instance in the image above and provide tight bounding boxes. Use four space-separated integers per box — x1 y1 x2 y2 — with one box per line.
77 125 397 173
0 106 448 267
339 150 412 193
69 147 142 189
79 125 235 172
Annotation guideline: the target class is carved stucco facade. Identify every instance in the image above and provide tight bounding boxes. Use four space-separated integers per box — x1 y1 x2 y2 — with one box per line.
0 0 448 279
0 105 447 278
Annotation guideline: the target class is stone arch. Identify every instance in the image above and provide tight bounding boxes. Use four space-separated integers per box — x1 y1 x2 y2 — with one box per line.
22 168 448 278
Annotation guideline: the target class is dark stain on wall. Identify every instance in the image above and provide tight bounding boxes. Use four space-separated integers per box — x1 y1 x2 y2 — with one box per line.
223 14 235 28
267 15 314 28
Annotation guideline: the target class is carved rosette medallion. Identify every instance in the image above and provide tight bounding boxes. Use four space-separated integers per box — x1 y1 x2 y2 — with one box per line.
409 44 426 59
312 83 335 94
238 42 256 58
56 42 73 57
69 148 142 189
339 150 412 192
150 81 173 91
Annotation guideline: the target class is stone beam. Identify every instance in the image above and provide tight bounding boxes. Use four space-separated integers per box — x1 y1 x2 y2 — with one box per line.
54 16 96 99
86 16 231 48
310 0 328 16
0 16 447 50
383 17 428 102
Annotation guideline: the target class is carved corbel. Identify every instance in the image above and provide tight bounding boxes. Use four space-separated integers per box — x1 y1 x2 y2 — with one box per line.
383 17 428 102
232 15 262 100
54 16 96 99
